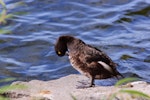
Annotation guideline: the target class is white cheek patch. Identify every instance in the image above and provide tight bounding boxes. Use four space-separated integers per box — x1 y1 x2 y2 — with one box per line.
98 61 113 73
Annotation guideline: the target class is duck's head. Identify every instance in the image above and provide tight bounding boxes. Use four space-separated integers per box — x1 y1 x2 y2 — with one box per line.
55 35 74 56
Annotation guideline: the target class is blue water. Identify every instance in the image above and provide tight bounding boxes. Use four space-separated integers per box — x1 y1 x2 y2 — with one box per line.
0 0 150 84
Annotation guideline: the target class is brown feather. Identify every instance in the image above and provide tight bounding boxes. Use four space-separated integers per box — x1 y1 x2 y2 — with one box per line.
55 35 124 87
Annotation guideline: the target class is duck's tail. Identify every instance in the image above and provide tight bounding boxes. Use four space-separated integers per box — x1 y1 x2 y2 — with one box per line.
115 71 124 80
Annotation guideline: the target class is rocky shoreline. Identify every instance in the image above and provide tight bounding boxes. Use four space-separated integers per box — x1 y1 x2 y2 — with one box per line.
3 74 150 100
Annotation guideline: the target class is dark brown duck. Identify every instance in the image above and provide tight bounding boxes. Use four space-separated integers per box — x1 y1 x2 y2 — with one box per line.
55 35 123 87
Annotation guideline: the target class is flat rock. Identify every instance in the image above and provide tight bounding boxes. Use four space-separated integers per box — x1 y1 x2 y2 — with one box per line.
4 74 150 100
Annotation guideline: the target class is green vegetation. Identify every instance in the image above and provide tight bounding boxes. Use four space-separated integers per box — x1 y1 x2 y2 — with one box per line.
70 94 77 100
0 0 25 34
0 0 12 34
0 1 27 99
0 78 27 100
0 0 9 24
120 54 134 60
115 77 139 86
71 77 150 100
109 77 150 100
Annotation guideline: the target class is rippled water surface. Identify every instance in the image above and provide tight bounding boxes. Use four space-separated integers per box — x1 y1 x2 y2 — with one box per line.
0 0 150 84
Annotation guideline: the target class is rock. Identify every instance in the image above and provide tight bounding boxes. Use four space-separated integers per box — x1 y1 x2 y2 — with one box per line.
2 74 150 100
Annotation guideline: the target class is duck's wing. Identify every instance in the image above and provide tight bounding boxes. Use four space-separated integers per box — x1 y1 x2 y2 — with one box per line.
79 45 117 73
83 45 116 68
81 45 124 77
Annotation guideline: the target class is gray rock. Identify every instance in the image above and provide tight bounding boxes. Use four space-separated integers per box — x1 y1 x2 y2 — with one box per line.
3 75 150 100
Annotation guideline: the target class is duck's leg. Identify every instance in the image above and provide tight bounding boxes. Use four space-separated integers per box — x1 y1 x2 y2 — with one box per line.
89 76 95 87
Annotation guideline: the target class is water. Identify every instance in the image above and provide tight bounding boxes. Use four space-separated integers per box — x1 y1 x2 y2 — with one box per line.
0 0 150 84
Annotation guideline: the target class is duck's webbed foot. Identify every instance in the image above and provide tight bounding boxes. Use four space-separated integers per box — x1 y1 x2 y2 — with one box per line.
76 80 90 89
89 83 95 87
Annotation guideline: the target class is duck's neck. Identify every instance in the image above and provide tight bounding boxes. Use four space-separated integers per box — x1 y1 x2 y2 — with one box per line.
67 38 85 52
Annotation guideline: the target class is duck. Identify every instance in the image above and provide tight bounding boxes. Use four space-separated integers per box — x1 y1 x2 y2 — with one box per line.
55 35 124 87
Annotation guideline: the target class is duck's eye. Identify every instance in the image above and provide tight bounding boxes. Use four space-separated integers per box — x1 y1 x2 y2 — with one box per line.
58 51 61 55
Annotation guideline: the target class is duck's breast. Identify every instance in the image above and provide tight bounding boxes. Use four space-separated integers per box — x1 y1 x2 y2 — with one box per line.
68 54 91 77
